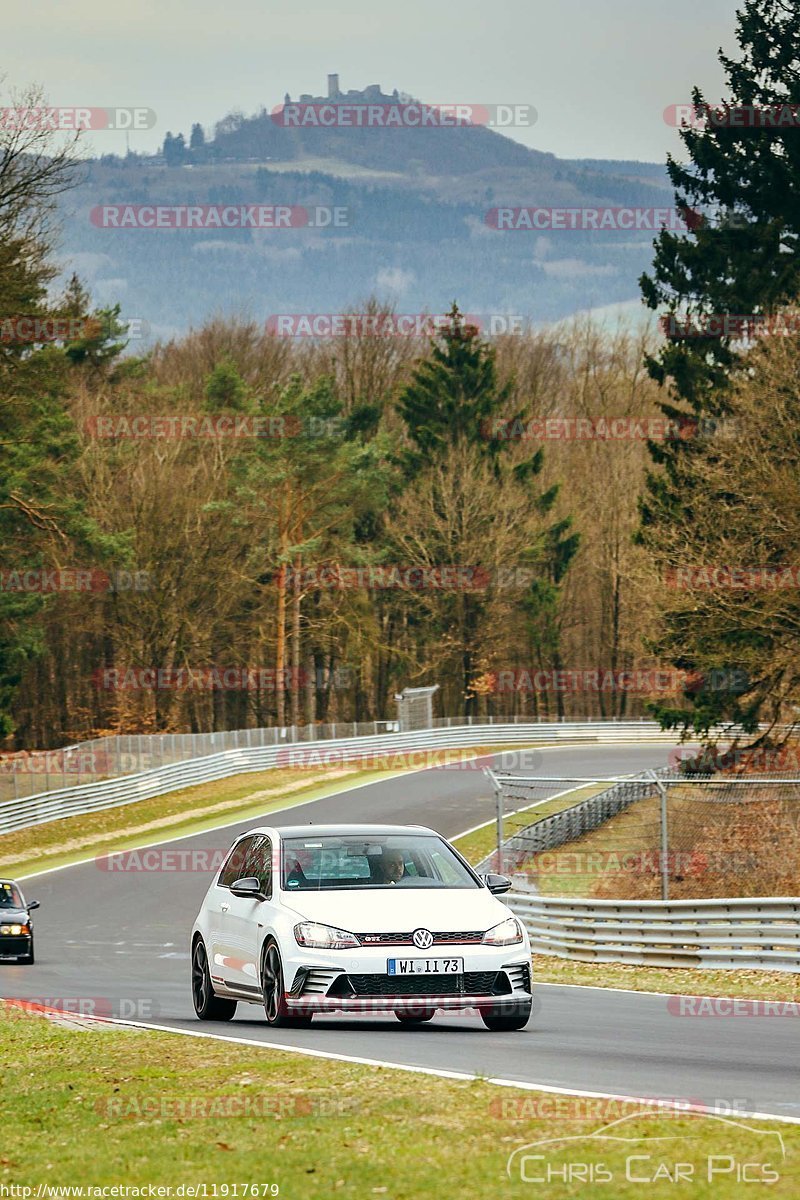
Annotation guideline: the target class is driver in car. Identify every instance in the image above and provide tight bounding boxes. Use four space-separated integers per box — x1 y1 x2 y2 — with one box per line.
371 848 406 884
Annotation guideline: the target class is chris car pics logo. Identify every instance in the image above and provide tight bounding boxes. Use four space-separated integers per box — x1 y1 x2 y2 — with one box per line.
506 1112 785 1185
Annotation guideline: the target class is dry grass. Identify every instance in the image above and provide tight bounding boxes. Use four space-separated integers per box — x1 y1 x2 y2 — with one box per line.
511 784 800 900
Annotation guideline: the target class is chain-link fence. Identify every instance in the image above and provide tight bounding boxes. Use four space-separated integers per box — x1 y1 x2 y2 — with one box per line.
483 770 800 901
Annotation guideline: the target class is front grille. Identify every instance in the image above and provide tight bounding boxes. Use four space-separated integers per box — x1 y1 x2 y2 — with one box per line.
0 936 30 956
356 930 485 946
344 971 500 997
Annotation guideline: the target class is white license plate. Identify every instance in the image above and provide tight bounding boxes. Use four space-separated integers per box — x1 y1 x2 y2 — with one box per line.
387 957 464 975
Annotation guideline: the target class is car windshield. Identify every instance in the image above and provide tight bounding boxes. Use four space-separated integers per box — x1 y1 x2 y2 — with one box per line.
280 834 480 891
0 883 23 909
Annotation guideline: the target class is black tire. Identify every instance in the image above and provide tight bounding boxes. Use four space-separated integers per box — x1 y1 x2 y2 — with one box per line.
480 999 532 1031
19 937 34 965
192 938 237 1021
395 1008 435 1024
261 940 312 1028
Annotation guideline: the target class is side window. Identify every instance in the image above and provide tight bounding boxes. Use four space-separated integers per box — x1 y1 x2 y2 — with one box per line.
219 836 256 888
429 848 463 887
244 835 272 899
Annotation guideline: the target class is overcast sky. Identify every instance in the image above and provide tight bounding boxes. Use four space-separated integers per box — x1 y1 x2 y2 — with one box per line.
6 0 742 162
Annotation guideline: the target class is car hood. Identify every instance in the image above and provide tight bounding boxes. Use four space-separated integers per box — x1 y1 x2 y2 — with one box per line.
281 887 512 932
0 909 29 923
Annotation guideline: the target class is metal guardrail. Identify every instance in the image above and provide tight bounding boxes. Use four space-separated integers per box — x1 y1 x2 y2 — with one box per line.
0 720 678 836
0 714 676 804
508 892 800 971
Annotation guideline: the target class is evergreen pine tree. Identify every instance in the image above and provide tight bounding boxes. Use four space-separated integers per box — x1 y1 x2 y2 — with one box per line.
638 0 800 736
640 0 800 517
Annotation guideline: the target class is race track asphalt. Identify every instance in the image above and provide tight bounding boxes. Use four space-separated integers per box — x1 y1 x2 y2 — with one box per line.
2 742 798 1120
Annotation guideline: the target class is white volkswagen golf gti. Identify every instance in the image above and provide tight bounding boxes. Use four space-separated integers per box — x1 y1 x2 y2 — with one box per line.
191 823 533 1031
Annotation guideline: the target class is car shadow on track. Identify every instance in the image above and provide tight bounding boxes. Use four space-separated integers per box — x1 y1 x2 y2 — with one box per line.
230 1014 526 1033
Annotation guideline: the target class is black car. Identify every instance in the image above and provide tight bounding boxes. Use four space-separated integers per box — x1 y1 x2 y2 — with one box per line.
0 880 39 964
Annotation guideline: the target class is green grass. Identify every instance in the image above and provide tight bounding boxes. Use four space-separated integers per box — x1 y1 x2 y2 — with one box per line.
1 1010 796 1195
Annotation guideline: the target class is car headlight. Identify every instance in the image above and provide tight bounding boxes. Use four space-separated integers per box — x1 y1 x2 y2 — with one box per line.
0 924 27 936
482 917 523 946
293 922 360 949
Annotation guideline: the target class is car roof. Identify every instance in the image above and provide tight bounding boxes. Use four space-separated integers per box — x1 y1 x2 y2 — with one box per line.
238 823 437 839
0 879 21 887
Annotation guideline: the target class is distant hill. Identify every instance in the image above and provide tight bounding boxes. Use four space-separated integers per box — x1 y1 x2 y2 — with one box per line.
57 80 673 343
207 98 555 177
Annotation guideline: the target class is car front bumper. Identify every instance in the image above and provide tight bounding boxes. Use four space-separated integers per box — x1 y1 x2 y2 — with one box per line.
285 991 531 1014
0 934 32 958
283 944 532 1013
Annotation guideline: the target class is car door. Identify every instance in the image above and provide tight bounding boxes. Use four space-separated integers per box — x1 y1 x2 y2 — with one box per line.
216 834 272 993
209 835 256 989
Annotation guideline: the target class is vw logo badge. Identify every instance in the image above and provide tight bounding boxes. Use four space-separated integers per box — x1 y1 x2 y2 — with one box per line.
412 928 434 949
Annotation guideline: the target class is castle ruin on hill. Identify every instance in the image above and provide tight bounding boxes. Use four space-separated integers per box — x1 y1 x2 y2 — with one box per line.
283 75 412 106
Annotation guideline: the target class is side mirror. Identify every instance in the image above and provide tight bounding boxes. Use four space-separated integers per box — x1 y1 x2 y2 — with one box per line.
27 900 40 911
229 877 265 900
482 873 512 895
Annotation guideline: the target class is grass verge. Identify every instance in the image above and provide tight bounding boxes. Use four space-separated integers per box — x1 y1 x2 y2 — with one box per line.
532 955 800 1001
1 1009 796 1195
